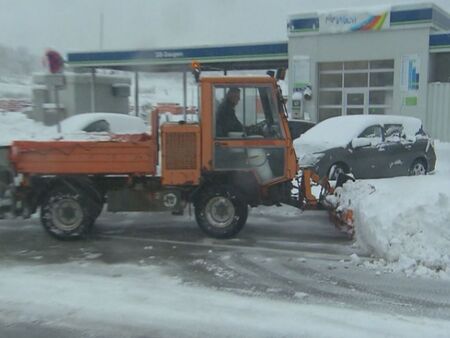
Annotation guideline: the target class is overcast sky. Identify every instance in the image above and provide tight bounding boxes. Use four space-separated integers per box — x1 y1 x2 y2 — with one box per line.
1 0 450 56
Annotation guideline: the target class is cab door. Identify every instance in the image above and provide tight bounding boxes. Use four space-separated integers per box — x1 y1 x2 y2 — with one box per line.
203 79 290 185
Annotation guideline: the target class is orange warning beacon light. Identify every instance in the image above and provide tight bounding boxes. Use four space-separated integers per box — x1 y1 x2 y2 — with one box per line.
191 60 201 82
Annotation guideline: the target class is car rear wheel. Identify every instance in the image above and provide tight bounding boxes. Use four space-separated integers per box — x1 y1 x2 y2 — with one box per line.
409 159 427 176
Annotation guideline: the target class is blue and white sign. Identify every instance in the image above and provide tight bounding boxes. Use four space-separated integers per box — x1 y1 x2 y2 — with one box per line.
319 7 390 33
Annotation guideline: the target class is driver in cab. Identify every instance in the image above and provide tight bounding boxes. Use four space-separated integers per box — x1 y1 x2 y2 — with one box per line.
216 87 244 137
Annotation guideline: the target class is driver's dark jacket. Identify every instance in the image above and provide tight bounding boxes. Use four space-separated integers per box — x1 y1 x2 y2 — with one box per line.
216 99 244 137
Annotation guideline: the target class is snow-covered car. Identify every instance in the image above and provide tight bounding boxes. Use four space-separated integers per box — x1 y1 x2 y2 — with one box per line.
294 115 436 179
58 112 148 134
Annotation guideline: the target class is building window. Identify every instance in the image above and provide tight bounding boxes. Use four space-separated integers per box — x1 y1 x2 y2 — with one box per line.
318 107 342 120
369 72 394 87
319 73 342 88
318 59 394 121
344 73 368 87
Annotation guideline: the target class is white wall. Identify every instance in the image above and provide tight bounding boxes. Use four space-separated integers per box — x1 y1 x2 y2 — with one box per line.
427 82 450 142
289 27 431 122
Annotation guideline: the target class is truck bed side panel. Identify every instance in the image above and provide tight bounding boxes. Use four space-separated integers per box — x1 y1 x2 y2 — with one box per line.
10 139 156 175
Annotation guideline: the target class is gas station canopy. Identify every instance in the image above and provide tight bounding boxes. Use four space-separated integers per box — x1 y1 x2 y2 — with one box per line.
66 42 288 72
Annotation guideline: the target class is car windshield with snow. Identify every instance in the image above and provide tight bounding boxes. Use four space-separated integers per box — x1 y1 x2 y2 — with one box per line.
294 115 436 179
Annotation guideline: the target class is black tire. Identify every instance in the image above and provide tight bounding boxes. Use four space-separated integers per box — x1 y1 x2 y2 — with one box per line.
195 185 248 239
328 163 349 180
76 181 104 220
40 186 95 240
409 159 427 176
59 177 105 221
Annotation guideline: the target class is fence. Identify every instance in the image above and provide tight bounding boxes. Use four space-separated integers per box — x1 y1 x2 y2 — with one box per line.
427 83 450 142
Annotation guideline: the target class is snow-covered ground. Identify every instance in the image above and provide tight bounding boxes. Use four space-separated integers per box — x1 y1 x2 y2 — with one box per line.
1 262 449 338
0 76 32 99
0 112 52 145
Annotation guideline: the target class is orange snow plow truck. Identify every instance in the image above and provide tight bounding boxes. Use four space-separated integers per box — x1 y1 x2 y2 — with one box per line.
0 73 353 240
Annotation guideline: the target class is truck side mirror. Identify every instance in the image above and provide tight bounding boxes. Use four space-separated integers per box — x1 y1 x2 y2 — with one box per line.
276 68 286 81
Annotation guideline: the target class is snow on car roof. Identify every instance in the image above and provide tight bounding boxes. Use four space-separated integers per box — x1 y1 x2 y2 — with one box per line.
59 112 148 134
295 115 423 150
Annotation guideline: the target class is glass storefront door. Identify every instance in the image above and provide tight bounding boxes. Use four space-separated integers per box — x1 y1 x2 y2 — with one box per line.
343 89 368 115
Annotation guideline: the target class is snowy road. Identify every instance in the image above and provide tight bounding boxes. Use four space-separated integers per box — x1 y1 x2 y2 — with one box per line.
1 208 450 337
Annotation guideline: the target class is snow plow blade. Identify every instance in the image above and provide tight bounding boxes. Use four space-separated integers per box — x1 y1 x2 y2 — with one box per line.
298 169 355 237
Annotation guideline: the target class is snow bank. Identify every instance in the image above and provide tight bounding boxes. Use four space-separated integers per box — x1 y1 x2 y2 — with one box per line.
334 143 450 278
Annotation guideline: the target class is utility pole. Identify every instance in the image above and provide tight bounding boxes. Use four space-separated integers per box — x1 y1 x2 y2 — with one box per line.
99 13 104 50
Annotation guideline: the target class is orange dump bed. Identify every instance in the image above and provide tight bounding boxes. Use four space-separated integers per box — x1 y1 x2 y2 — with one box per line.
10 134 157 175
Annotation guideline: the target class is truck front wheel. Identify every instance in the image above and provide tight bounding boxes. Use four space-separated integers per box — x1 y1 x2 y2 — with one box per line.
40 186 94 240
195 186 248 239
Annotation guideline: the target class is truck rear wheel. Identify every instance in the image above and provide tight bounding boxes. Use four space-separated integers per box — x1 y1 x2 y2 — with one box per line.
40 186 95 240
195 185 248 239
76 180 104 220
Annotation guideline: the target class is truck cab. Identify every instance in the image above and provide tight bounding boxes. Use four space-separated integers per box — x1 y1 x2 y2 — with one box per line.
161 77 298 187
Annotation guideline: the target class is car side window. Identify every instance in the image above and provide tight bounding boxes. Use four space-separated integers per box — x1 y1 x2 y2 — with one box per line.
83 120 111 132
359 125 383 146
384 124 403 143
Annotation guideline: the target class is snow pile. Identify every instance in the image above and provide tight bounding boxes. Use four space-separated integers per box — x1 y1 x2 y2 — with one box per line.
334 143 450 278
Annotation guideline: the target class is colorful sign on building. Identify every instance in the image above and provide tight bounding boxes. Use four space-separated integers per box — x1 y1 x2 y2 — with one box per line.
319 7 390 33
